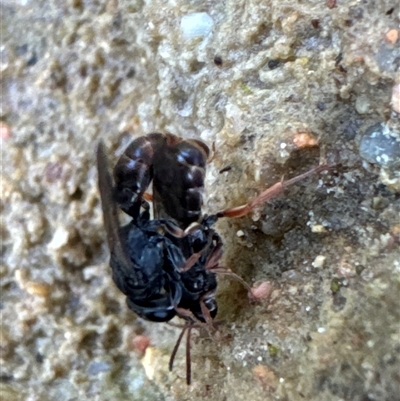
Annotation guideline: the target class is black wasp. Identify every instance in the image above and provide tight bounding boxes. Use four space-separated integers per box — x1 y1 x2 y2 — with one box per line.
96 133 328 384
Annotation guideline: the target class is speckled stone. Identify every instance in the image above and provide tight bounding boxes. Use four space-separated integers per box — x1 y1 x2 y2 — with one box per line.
359 123 400 167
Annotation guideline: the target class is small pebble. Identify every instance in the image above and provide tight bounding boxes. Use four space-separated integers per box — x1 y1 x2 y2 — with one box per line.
180 13 214 39
326 0 337 9
337 262 356 278
213 56 223 66
236 230 245 237
267 344 279 357
132 335 150 355
359 123 400 167
253 365 278 391
267 59 280 70
391 83 400 113
48 226 70 249
312 255 326 268
14 270 51 297
87 361 111 375
355 95 371 114
24 281 51 297
385 29 399 44
141 347 160 381
311 224 327 233
391 224 400 237
293 132 318 148
332 293 347 311
0 121 11 140
249 281 273 300
311 19 320 29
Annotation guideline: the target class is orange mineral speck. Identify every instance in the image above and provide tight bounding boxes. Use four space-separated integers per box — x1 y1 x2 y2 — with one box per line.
293 132 318 148
0 121 11 140
385 29 399 44
24 281 51 297
326 0 337 9
249 281 273 301
253 364 278 391
132 335 150 355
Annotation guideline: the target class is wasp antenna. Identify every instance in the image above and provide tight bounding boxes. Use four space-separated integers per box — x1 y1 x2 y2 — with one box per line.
217 164 330 219
210 267 253 293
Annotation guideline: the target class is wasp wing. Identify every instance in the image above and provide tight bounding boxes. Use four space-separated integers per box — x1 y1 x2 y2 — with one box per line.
96 141 137 284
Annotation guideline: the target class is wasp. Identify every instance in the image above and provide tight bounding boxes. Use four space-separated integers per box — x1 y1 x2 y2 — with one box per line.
96 133 328 384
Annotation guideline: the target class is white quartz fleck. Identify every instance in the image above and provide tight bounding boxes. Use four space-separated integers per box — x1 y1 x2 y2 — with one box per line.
180 13 214 39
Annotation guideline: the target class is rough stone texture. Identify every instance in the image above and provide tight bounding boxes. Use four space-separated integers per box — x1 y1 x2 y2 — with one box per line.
1 1 400 400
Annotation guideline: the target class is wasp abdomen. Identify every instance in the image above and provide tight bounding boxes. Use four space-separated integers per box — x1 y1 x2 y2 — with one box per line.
113 134 166 217
152 137 209 226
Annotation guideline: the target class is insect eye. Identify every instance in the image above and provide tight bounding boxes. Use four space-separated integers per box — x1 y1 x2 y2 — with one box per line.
176 147 206 167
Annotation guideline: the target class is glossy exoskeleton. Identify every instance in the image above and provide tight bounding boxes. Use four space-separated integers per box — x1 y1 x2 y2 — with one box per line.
97 133 329 384
113 133 210 227
99 134 221 325
97 142 182 322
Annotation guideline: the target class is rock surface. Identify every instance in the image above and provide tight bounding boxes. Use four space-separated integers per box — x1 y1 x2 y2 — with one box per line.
2 1 400 400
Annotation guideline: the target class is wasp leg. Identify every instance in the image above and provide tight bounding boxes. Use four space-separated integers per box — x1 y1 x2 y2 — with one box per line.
178 252 202 272
161 220 204 239
207 141 216 163
168 324 194 385
142 192 153 202
185 326 192 385
167 321 190 329
199 298 214 327
170 296 218 384
204 239 223 270
174 305 216 342
174 306 208 327
203 235 255 294
169 325 188 372
178 229 221 273
216 164 329 219
168 318 223 331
